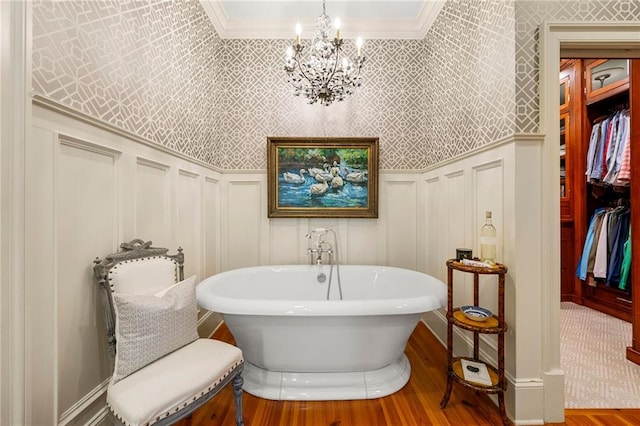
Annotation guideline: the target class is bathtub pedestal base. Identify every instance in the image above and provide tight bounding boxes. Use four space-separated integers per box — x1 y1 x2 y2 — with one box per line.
242 354 411 400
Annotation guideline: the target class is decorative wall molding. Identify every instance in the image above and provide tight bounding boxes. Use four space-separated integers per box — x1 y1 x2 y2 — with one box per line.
29 98 551 424
199 0 446 40
28 104 225 426
58 134 122 158
136 157 170 171
32 94 220 173
422 133 544 174
179 169 200 179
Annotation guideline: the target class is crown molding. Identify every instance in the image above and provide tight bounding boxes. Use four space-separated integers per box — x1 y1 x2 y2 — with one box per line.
416 0 445 39
200 0 445 40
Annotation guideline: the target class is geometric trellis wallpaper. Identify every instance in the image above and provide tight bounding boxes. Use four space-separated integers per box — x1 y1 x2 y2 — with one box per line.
212 37 429 170
32 0 220 164
31 0 640 171
515 0 640 133
421 0 516 166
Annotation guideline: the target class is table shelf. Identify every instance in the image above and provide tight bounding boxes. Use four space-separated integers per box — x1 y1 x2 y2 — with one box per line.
440 259 509 425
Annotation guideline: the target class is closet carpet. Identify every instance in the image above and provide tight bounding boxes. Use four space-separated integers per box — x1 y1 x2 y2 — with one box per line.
561 301 640 408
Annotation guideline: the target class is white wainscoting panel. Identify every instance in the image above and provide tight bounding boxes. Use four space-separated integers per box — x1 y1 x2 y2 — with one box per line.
443 170 471 308
178 169 201 280
135 158 171 248
343 219 379 265
203 177 220 277
472 159 504 316
55 136 121 418
28 105 228 426
224 179 262 270
269 218 304 265
420 136 546 423
384 179 418 270
444 170 467 257
423 177 446 283
28 105 542 425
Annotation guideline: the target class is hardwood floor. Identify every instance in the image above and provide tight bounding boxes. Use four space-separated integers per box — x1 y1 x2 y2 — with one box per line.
175 322 640 426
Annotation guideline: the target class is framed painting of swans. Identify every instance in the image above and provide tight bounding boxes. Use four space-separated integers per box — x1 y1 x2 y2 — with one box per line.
267 137 379 218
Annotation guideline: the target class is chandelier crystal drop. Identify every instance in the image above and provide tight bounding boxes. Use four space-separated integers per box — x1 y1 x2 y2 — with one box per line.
284 0 365 106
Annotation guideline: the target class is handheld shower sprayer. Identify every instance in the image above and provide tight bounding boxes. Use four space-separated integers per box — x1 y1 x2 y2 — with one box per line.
305 228 329 239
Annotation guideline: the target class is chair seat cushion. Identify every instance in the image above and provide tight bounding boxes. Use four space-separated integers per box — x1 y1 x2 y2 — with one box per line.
107 338 243 426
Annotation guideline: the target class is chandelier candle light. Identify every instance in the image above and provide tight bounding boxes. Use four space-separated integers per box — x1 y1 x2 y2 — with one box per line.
284 0 365 106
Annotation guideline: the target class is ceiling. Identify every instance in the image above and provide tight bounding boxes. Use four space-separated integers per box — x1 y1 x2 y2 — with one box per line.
200 0 445 39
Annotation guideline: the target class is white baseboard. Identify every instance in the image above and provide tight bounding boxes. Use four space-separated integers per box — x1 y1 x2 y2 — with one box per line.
198 310 223 338
85 407 110 426
58 379 108 426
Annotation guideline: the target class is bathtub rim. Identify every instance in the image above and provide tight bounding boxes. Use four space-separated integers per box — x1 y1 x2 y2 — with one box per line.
196 264 447 317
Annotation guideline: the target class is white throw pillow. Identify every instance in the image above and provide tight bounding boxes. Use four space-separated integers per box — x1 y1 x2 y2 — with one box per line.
111 275 199 384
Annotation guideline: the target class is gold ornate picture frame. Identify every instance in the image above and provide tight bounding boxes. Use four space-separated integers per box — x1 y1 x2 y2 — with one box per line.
267 137 379 218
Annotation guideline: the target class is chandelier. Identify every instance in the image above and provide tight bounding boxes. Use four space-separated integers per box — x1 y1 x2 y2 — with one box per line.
284 0 365 106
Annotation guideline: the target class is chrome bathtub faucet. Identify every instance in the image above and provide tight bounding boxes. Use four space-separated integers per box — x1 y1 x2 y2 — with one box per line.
306 228 333 265
305 228 343 300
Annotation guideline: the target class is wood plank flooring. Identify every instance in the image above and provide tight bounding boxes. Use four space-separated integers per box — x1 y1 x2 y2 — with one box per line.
175 322 640 426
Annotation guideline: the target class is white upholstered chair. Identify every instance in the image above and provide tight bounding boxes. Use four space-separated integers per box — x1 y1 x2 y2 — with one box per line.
93 239 244 426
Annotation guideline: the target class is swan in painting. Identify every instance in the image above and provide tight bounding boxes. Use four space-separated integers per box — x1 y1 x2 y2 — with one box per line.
330 168 343 190
308 162 330 179
315 171 333 182
308 167 324 178
310 176 329 196
283 169 307 184
331 175 344 190
346 171 367 184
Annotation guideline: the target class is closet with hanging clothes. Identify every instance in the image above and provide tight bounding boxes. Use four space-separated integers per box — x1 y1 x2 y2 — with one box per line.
560 58 640 364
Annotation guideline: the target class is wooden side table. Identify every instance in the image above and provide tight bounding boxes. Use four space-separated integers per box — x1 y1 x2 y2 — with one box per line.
440 259 509 425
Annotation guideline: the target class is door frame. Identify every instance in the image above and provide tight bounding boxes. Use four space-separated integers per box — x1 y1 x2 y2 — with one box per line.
539 21 640 421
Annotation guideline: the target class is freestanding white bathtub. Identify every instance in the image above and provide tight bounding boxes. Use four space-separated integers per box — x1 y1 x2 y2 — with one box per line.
196 264 446 401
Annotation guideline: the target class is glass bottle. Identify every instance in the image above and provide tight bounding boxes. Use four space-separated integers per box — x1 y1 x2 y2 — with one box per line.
480 211 496 263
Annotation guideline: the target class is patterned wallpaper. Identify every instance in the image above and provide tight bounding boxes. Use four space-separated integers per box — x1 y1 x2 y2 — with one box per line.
421 0 516 165
514 0 640 133
32 0 220 164
212 38 428 170
30 0 640 171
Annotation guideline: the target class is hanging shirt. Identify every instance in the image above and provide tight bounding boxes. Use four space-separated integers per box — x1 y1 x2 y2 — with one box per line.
589 117 611 181
619 228 632 291
600 119 615 180
585 122 602 178
607 208 630 286
592 212 609 279
607 207 620 255
602 112 621 183
614 112 631 184
587 212 606 274
604 111 630 184
576 208 606 281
